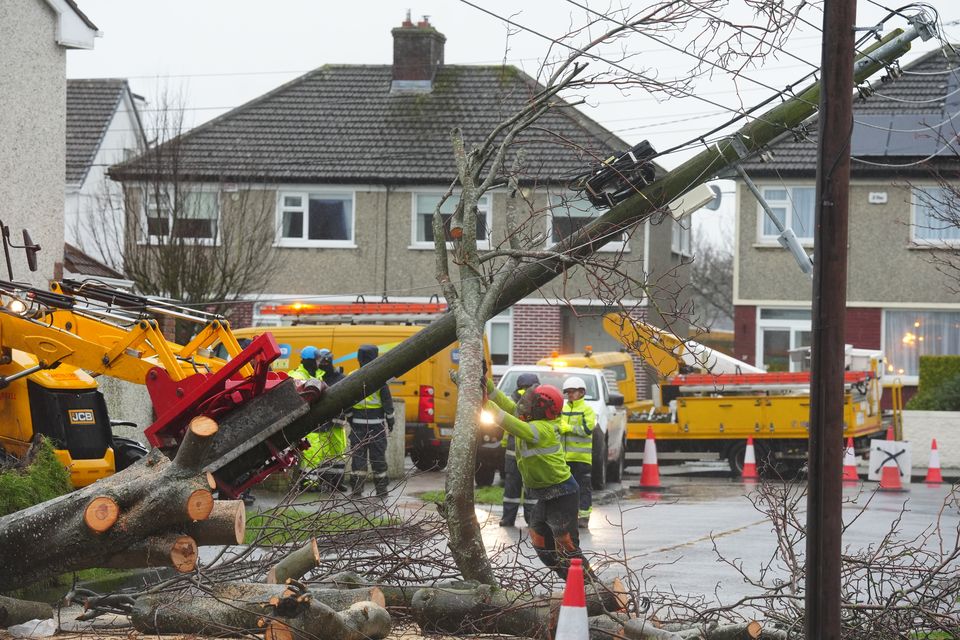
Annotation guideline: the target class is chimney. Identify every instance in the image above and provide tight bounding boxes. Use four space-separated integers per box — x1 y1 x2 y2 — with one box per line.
391 13 445 93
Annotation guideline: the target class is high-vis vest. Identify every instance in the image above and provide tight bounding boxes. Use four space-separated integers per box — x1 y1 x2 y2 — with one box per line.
560 398 596 464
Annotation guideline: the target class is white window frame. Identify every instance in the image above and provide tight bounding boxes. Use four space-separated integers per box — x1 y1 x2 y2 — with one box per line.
140 185 220 246
485 309 513 376
910 186 960 247
755 185 815 245
548 193 628 253
671 216 692 257
410 191 492 250
881 308 960 384
275 189 356 248
755 307 812 372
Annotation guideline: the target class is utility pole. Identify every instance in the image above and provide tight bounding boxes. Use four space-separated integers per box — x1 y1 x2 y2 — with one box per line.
806 0 857 638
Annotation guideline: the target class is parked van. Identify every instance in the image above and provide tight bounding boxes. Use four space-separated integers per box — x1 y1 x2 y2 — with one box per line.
230 323 487 471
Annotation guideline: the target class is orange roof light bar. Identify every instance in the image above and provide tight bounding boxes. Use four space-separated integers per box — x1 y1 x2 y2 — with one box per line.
260 302 448 316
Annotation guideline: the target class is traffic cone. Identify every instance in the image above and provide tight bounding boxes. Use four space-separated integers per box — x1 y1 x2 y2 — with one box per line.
638 426 661 489
741 437 759 480
925 439 944 485
842 437 859 482
878 448 906 492
554 558 588 640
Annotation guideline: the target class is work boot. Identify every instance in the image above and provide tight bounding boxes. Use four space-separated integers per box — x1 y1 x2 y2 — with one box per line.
578 517 590 529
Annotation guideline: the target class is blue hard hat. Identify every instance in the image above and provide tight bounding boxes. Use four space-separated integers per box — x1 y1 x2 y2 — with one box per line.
300 346 319 360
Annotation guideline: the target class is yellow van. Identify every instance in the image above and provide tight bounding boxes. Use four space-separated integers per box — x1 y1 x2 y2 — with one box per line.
230 323 486 471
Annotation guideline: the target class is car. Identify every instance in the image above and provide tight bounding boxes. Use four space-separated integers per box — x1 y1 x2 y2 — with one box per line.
477 364 628 490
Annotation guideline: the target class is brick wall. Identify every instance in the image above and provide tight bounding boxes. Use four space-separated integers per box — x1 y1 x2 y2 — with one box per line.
846 307 882 349
512 304 562 364
227 301 255 329
734 305 756 365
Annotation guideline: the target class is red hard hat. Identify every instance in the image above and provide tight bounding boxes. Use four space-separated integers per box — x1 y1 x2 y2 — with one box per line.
533 384 564 420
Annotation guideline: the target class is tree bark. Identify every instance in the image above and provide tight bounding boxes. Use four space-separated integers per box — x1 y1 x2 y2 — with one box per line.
131 583 389 639
266 538 320 584
411 582 628 638
0 595 54 629
184 500 246 546
0 416 217 591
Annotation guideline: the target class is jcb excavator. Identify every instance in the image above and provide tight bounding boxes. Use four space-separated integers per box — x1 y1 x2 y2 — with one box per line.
0 224 300 495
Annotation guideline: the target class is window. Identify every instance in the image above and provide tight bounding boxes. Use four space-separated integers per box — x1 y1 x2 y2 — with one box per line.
671 217 692 256
143 188 218 242
413 193 490 248
758 186 815 242
549 194 627 252
884 310 960 378
278 191 354 247
911 187 960 245
756 307 812 372
485 310 512 373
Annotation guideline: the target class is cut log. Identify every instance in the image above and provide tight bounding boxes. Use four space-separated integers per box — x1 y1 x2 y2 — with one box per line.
83 496 119 533
184 500 246 545
100 534 198 572
267 538 320 584
262 600 391 640
0 595 54 628
131 583 390 639
0 416 219 591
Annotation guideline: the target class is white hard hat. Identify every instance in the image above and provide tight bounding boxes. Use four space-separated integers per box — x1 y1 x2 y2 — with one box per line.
562 376 586 391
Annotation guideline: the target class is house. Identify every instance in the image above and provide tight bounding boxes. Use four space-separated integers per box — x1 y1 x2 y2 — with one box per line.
733 46 960 401
66 78 146 268
0 0 99 287
110 17 693 396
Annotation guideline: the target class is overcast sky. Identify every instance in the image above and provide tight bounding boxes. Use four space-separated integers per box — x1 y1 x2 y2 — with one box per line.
67 1 960 246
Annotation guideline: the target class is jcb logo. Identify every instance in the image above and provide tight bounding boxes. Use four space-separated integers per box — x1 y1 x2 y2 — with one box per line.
68 409 96 425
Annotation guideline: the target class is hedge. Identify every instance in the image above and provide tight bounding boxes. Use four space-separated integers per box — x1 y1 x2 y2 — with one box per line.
905 355 960 411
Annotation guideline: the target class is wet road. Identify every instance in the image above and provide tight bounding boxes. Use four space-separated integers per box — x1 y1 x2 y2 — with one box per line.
477 469 959 603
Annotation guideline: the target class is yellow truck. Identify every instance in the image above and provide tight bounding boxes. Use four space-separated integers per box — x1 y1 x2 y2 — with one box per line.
236 301 490 471
601 313 897 474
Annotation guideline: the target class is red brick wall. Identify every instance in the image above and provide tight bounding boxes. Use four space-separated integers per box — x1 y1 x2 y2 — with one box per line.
734 305 756 365
512 304 562 364
227 301 255 329
845 307 882 349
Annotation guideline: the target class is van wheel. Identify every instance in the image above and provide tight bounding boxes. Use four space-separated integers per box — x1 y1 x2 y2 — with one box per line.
475 462 496 487
592 434 608 491
411 447 446 471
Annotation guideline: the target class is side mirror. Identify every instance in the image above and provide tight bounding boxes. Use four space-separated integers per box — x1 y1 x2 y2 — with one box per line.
22 230 39 272
607 391 624 407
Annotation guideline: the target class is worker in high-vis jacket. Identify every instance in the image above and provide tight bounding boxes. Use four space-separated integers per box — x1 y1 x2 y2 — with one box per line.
346 344 395 498
499 372 540 527
484 378 594 580
560 376 597 529
300 348 349 490
289 346 333 489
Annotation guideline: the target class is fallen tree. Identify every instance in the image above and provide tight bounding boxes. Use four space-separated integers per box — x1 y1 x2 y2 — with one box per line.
0 416 235 591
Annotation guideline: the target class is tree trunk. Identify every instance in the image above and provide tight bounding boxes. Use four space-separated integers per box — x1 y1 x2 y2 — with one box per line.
0 595 54 628
444 322 495 585
0 416 217 591
266 539 320 584
131 583 389 639
411 582 628 638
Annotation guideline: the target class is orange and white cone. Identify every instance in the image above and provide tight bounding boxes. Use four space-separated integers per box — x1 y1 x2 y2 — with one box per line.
925 439 944 485
843 437 859 482
878 449 906 492
639 426 662 489
742 437 759 480
554 558 588 640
